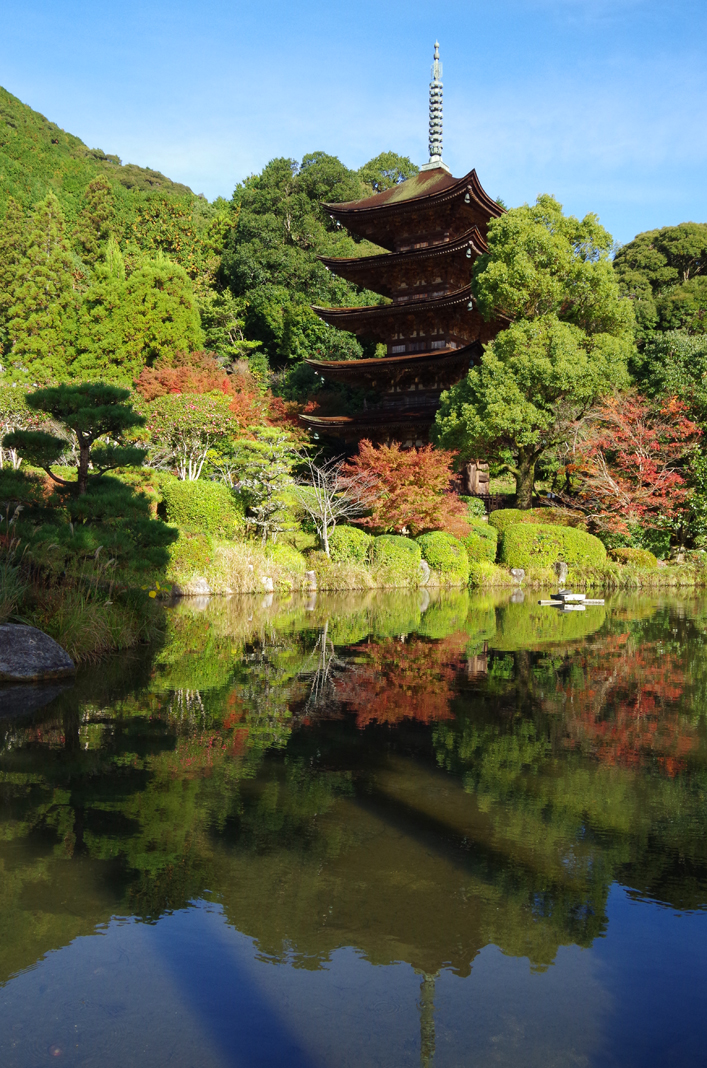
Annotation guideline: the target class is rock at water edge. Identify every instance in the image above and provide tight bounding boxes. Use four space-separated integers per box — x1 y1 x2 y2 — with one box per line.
0 625 75 682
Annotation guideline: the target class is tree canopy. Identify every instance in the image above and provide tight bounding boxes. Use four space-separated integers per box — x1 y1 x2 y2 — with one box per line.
434 196 634 507
613 222 707 341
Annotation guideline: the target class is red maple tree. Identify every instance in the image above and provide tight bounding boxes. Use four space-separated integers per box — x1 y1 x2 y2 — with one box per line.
343 440 469 537
571 395 700 534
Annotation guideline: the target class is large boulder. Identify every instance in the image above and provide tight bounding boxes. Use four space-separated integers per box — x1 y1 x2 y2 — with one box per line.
0 625 75 682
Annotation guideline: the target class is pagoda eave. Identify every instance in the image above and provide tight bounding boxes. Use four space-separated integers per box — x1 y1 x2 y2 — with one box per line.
306 341 481 389
299 408 440 446
313 285 474 329
324 168 501 222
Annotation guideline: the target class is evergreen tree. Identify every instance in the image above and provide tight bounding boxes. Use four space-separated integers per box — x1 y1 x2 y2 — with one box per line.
72 237 130 380
72 177 116 266
7 193 76 381
4 382 145 495
0 198 27 358
122 253 204 371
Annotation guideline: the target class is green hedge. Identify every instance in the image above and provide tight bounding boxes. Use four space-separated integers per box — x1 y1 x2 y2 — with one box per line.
609 546 658 568
370 535 422 587
161 477 244 538
416 531 470 586
499 522 607 569
489 506 587 535
166 532 214 583
329 525 373 565
463 520 498 563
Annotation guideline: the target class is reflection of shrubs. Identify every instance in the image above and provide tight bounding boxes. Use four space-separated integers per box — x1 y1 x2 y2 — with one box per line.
329 525 373 565
609 547 658 568
463 521 497 563
161 477 244 538
500 523 606 569
417 531 470 586
370 535 422 587
416 591 470 638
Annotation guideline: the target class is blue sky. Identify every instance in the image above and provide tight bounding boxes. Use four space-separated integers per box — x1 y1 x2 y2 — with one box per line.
1 0 705 245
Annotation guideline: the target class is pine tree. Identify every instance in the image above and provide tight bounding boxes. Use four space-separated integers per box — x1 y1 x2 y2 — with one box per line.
73 237 130 380
72 177 116 266
0 198 27 358
121 253 204 372
7 192 77 381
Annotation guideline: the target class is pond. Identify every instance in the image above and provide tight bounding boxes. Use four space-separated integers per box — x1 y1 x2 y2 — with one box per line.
1 589 707 1067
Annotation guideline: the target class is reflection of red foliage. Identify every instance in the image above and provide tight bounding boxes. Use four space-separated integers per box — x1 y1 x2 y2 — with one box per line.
557 634 697 776
337 634 466 727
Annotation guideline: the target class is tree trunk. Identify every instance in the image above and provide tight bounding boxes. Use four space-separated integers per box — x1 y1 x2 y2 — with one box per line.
77 437 91 496
515 452 536 510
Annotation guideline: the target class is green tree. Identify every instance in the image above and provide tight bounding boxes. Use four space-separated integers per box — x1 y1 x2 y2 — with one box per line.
6 193 77 381
72 249 204 382
357 152 419 193
0 198 27 357
3 382 146 495
237 427 295 544
434 195 633 507
72 177 116 266
142 391 238 480
613 222 707 341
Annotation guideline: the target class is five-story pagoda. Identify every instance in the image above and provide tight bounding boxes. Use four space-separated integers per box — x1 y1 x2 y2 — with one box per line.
301 43 505 449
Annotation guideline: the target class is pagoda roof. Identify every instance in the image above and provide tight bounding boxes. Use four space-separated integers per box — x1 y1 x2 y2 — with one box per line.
319 226 488 294
300 407 439 440
313 285 474 333
324 167 501 223
306 340 481 387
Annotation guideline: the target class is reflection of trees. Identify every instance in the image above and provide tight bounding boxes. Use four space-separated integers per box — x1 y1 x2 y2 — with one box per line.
554 633 698 775
336 633 467 727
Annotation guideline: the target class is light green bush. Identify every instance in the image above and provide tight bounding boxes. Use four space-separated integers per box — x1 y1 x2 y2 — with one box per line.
488 506 586 535
166 532 214 584
161 477 244 538
265 542 307 575
329 525 373 565
370 535 422 587
416 531 470 586
500 523 606 569
461 495 488 519
463 520 498 563
609 547 658 568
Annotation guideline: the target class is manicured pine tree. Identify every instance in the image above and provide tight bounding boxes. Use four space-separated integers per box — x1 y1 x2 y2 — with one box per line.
7 192 77 381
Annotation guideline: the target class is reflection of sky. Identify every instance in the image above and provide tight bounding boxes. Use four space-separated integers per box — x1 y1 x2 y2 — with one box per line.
1 888 706 1067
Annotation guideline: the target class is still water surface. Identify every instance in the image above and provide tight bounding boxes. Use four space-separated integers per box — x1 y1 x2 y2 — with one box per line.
1 589 707 1066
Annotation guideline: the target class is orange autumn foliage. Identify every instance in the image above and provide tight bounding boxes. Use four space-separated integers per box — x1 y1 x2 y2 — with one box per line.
344 440 469 537
336 633 467 727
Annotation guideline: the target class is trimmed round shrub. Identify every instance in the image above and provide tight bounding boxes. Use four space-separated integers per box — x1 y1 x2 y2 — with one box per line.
329 525 373 565
265 542 307 575
463 520 498 563
370 535 422 587
489 506 587 535
166 532 214 583
499 523 606 569
609 546 658 568
416 531 470 586
161 477 244 538
488 508 525 535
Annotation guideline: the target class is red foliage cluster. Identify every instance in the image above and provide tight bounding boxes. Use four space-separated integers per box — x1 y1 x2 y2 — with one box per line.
557 633 697 776
134 350 268 433
336 633 467 728
572 395 701 533
344 440 469 537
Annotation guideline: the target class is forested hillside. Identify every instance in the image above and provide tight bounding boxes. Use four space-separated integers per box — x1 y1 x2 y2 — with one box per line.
0 88 417 387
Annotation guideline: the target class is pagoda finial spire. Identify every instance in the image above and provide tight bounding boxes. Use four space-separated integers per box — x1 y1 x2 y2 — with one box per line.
420 41 450 173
